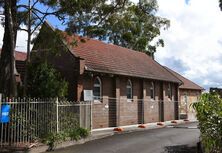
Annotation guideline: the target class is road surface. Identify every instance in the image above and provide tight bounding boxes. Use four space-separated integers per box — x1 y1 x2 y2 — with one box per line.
52 122 200 153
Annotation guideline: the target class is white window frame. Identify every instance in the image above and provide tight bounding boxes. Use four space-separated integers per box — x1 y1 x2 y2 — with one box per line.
93 76 102 102
126 79 133 102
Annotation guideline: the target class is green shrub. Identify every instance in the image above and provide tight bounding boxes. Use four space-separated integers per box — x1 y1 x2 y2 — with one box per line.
77 127 89 138
68 129 81 141
43 128 89 151
27 62 68 98
68 127 89 141
42 132 67 151
192 93 222 153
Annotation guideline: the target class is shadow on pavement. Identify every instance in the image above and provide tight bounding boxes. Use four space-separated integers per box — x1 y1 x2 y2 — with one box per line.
163 145 197 153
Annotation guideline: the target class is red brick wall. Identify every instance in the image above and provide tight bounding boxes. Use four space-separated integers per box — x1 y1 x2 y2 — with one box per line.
92 102 109 128
80 74 114 129
78 73 179 129
118 77 141 126
143 80 161 123
163 82 177 121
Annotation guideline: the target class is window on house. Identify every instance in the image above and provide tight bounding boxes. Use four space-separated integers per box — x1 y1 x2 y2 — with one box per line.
150 82 155 100
93 76 102 101
167 83 172 99
126 79 133 100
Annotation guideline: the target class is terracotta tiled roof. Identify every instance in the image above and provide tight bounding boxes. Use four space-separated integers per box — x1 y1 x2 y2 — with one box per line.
15 51 27 61
164 66 204 90
0 49 27 61
63 34 182 83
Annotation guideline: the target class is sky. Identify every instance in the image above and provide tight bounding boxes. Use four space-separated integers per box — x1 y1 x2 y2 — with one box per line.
0 0 222 90
154 0 222 90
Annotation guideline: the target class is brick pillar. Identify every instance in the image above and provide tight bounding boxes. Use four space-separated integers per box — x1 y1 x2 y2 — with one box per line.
77 75 83 101
76 59 85 101
142 80 146 124
175 84 179 120
143 80 146 99
115 77 121 126
160 82 164 122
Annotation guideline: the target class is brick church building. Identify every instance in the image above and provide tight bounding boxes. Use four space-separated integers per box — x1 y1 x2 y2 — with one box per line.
32 22 184 129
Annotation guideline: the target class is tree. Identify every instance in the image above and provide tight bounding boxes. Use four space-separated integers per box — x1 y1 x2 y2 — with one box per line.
219 0 222 10
0 0 128 97
0 0 18 97
27 62 68 98
66 0 169 58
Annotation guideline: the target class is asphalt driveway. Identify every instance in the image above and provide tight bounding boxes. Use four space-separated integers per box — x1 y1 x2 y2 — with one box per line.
51 122 200 153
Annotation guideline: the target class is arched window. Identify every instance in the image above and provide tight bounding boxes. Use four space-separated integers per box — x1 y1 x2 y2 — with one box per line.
167 83 172 99
93 77 102 100
150 82 155 100
126 79 133 100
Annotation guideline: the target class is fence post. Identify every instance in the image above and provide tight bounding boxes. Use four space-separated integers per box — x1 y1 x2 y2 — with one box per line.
56 97 59 133
0 93 1 147
90 101 93 132
185 95 188 119
142 100 144 124
0 93 2 119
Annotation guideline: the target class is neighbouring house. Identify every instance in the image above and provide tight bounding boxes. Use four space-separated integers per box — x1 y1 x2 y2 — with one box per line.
32 22 183 129
0 49 26 85
164 67 204 120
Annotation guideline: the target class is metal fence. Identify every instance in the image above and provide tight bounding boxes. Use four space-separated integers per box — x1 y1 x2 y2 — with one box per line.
0 97 91 148
91 97 196 129
0 95 196 147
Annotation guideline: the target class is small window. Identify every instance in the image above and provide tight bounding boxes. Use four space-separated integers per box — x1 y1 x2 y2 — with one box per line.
150 82 155 100
167 83 172 99
126 79 133 100
93 77 102 101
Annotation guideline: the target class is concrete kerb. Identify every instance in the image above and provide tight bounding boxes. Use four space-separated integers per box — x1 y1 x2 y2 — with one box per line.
25 120 198 153
92 120 198 135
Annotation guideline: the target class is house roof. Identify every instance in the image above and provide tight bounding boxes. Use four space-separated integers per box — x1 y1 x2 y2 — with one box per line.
62 33 182 83
15 51 27 61
164 66 204 90
0 49 27 61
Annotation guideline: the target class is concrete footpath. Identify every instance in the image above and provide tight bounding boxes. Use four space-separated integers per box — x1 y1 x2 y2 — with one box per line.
26 120 198 153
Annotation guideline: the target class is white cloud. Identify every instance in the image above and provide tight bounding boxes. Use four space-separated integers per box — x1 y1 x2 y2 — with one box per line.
156 0 222 90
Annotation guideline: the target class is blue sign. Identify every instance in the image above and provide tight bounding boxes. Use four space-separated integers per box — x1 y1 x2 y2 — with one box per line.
0 105 10 123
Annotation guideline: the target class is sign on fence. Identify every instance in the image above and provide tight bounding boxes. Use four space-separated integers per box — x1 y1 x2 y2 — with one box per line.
84 90 93 101
0 105 10 123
